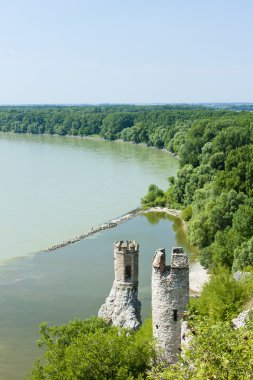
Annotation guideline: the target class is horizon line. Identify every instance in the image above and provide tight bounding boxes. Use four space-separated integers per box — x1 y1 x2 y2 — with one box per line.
0 102 253 107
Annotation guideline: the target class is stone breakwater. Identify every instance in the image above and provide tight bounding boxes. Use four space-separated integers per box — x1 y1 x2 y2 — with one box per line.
44 207 185 252
44 208 141 252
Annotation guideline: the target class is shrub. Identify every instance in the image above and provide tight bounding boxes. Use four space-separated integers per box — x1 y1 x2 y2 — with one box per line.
27 317 155 380
181 205 192 221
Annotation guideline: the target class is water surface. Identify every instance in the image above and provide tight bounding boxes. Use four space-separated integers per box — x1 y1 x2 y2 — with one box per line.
0 212 191 380
0 133 182 379
0 133 178 263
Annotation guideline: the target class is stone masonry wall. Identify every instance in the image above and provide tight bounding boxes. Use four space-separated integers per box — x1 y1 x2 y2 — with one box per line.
152 247 189 363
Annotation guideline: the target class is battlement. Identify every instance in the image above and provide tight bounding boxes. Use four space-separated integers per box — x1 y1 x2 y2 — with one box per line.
171 247 189 269
153 247 189 273
114 240 139 254
153 248 166 273
114 240 139 284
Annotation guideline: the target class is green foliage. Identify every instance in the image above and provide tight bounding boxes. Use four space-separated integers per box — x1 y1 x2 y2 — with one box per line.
209 151 225 170
158 116 253 272
149 318 253 380
233 237 253 272
210 227 239 269
215 145 253 197
100 113 134 140
27 317 155 380
232 198 253 240
0 105 237 150
181 205 192 221
141 184 165 209
189 269 248 322
187 188 247 269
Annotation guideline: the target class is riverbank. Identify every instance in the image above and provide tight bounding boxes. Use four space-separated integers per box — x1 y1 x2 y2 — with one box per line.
44 206 183 252
189 261 209 293
144 206 187 230
44 206 209 292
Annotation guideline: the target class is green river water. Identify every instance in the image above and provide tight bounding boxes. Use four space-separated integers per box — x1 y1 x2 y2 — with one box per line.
0 133 192 379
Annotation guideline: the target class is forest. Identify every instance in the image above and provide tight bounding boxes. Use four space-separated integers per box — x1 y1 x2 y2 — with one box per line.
0 104 239 146
1 104 253 378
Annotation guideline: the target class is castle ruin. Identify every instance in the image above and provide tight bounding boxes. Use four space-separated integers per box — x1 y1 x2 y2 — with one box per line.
152 247 189 363
99 242 189 363
98 240 141 330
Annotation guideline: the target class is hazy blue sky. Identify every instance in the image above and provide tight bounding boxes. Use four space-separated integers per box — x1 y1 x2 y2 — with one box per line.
0 0 252 104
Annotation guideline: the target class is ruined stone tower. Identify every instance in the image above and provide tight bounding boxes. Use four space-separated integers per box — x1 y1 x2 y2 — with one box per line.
98 241 141 330
152 247 189 363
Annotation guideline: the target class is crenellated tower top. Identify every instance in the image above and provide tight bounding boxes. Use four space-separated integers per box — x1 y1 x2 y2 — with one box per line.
114 240 139 284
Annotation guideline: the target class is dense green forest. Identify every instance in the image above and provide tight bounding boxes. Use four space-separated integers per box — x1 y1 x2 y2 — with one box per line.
0 104 239 148
2 105 253 378
141 111 253 272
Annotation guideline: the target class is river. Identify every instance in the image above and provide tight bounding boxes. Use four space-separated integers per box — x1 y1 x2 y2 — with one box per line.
0 133 186 379
0 133 178 264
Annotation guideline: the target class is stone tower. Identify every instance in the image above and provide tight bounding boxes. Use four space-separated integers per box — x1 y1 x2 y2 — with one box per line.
152 247 189 363
98 241 141 330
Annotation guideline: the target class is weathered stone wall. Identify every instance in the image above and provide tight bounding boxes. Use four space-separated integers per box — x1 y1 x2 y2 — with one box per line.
98 241 141 330
114 240 139 283
152 247 189 363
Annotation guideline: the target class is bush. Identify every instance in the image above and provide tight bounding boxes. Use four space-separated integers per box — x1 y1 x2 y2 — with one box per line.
141 184 165 209
181 205 192 221
27 317 155 380
233 237 253 272
189 269 248 322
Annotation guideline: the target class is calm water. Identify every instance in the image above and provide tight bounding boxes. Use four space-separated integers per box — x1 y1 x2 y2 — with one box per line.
0 213 192 380
0 133 178 263
0 133 182 379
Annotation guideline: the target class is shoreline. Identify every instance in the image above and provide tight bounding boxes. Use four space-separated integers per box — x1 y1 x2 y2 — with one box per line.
44 206 183 252
44 206 208 292
0 131 180 160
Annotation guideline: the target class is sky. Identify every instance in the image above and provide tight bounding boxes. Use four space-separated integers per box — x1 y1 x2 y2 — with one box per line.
0 0 252 104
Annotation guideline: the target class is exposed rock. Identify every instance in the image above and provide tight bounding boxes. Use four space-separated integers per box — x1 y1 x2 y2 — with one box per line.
181 321 192 351
232 308 253 328
98 283 141 330
233 271 251 282
98 241 141 330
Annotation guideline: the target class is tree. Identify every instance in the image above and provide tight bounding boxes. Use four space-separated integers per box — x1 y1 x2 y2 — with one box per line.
215 145 253 197
233 237 253 272
100 113 134 140
27 318 155 380
141 184 165 208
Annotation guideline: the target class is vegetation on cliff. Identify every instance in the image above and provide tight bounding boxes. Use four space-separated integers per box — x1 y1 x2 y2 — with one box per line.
27 318 155 380
28 271 253 379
